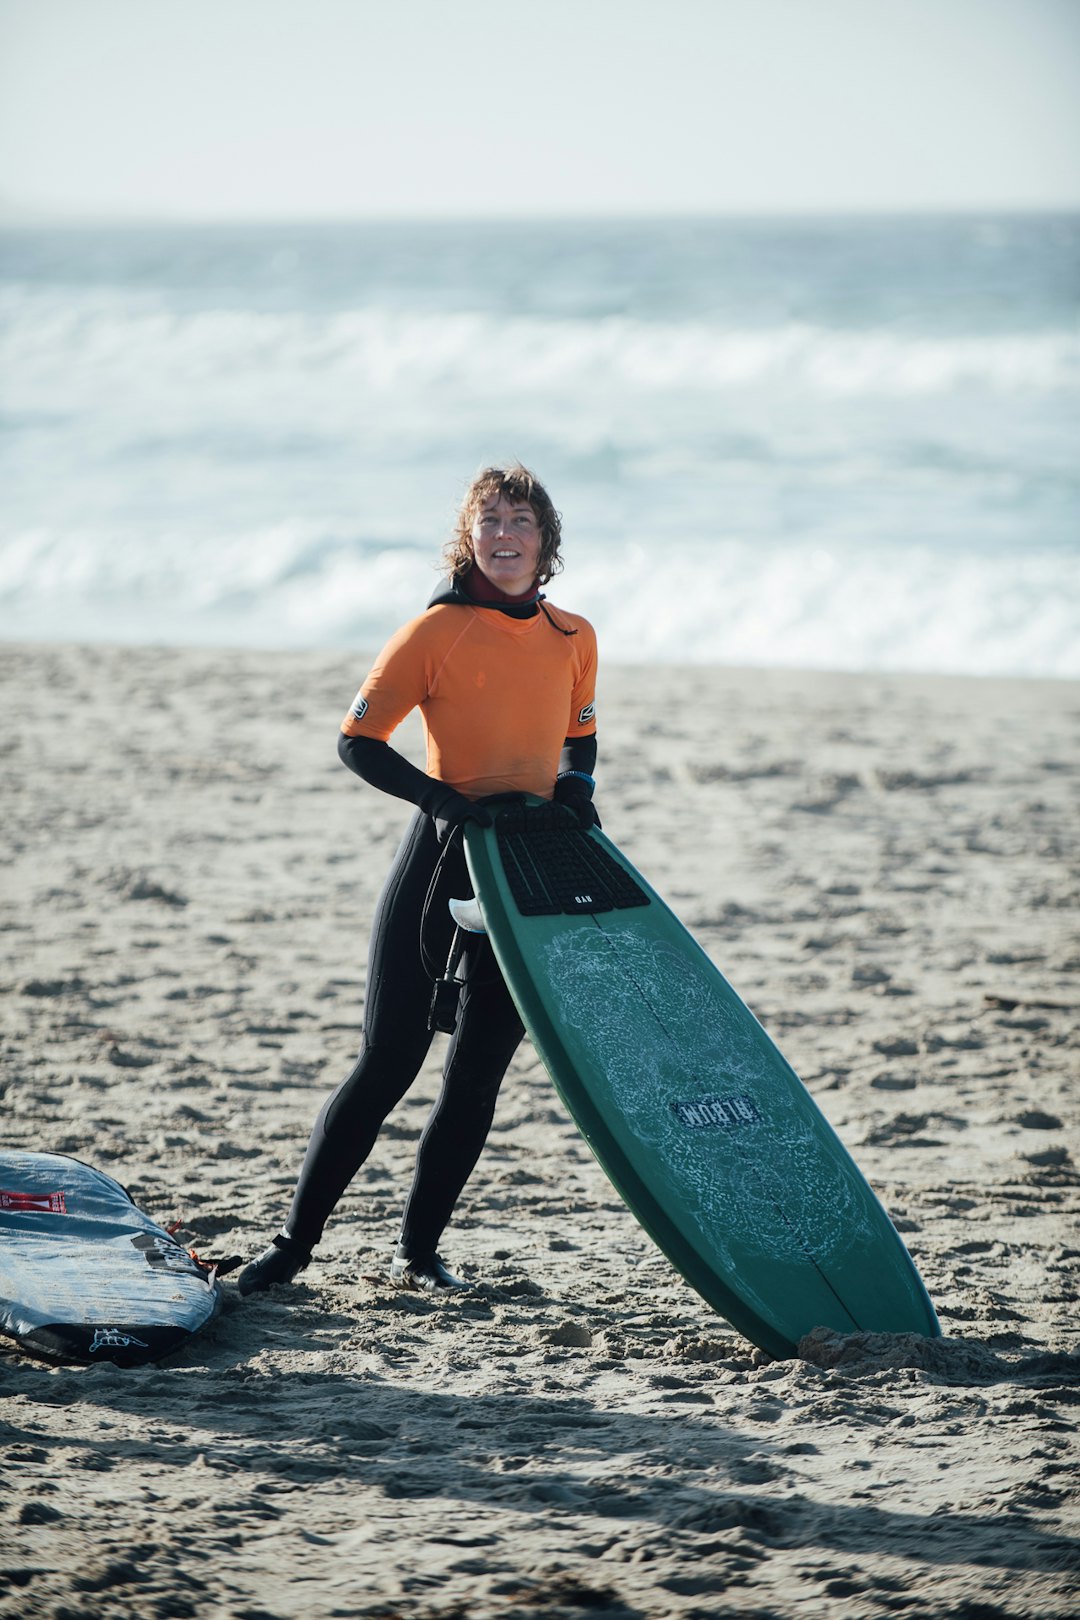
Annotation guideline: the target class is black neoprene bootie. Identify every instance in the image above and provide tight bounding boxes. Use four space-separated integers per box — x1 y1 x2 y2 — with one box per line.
389 1244 468 1293
237 1234 312 1296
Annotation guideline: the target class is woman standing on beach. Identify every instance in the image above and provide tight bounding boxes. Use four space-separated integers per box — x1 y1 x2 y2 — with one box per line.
239 465 598 1295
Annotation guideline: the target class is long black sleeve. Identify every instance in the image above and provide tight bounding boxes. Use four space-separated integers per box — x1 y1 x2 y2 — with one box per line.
340 730 598 814
559 733 598 779
337 734 461 819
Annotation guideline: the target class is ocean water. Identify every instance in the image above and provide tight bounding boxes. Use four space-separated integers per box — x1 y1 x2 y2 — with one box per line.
1 215 1077 676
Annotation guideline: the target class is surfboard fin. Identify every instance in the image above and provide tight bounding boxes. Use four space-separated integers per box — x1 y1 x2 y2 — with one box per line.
448 897 487 934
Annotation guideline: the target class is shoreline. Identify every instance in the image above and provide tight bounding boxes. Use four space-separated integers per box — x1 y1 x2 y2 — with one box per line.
4 634 1079 689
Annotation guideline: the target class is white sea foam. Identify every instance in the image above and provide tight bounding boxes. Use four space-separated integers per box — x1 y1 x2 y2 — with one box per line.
3 523 1076 679
4 293 1078 403
3 219 1077 676
564 541 1080 678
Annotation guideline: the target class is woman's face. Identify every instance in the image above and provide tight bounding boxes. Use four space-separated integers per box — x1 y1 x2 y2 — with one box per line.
470 495 542 595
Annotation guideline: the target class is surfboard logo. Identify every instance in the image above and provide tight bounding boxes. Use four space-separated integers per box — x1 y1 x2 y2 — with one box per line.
89 1327 150 1353
577 702 595 725
672 1094 763 1131
349 692 369 721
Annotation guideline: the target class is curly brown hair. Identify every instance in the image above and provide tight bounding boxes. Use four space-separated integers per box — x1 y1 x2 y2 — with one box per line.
443 464 564 586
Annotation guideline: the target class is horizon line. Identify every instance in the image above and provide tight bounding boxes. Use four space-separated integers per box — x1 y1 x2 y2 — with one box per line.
3 202 1079 230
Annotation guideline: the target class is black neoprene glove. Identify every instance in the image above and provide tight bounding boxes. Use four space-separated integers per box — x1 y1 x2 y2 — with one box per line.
553 772 601 830
425 784 494 845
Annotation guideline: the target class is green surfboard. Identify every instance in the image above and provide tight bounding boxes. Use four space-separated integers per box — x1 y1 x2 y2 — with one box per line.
464 799 940 1359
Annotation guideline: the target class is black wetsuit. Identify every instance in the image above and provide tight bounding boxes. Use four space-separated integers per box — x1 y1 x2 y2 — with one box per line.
283 811 524 1255
281 582 597 1259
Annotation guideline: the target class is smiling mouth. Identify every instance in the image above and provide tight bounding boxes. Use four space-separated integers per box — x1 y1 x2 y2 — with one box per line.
492 550 520 558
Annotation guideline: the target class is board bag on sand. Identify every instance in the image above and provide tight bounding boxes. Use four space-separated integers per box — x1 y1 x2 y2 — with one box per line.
0 1150 222 1366
464 798 941 1361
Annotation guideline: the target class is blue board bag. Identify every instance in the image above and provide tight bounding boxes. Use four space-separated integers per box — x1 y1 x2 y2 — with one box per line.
0 1150 222 1366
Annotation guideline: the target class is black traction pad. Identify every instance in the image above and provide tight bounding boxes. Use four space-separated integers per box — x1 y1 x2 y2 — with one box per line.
494 803 650 917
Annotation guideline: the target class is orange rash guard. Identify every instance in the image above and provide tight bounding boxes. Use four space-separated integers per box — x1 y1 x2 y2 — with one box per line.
340 602 598 802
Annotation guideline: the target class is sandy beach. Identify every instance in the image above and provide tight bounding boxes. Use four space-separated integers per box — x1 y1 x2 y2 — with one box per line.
2 642 1078 1620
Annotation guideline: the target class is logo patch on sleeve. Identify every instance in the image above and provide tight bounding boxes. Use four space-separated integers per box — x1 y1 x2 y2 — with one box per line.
577 701 596 725
349 692 369 721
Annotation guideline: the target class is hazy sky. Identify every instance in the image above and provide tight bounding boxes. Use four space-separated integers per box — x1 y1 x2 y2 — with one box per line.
2 0 1078 220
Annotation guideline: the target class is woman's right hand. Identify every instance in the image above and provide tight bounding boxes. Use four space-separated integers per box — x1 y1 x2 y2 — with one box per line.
428 787 494 845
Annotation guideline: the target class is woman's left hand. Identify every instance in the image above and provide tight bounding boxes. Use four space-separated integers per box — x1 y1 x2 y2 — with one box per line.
553 777 601 829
